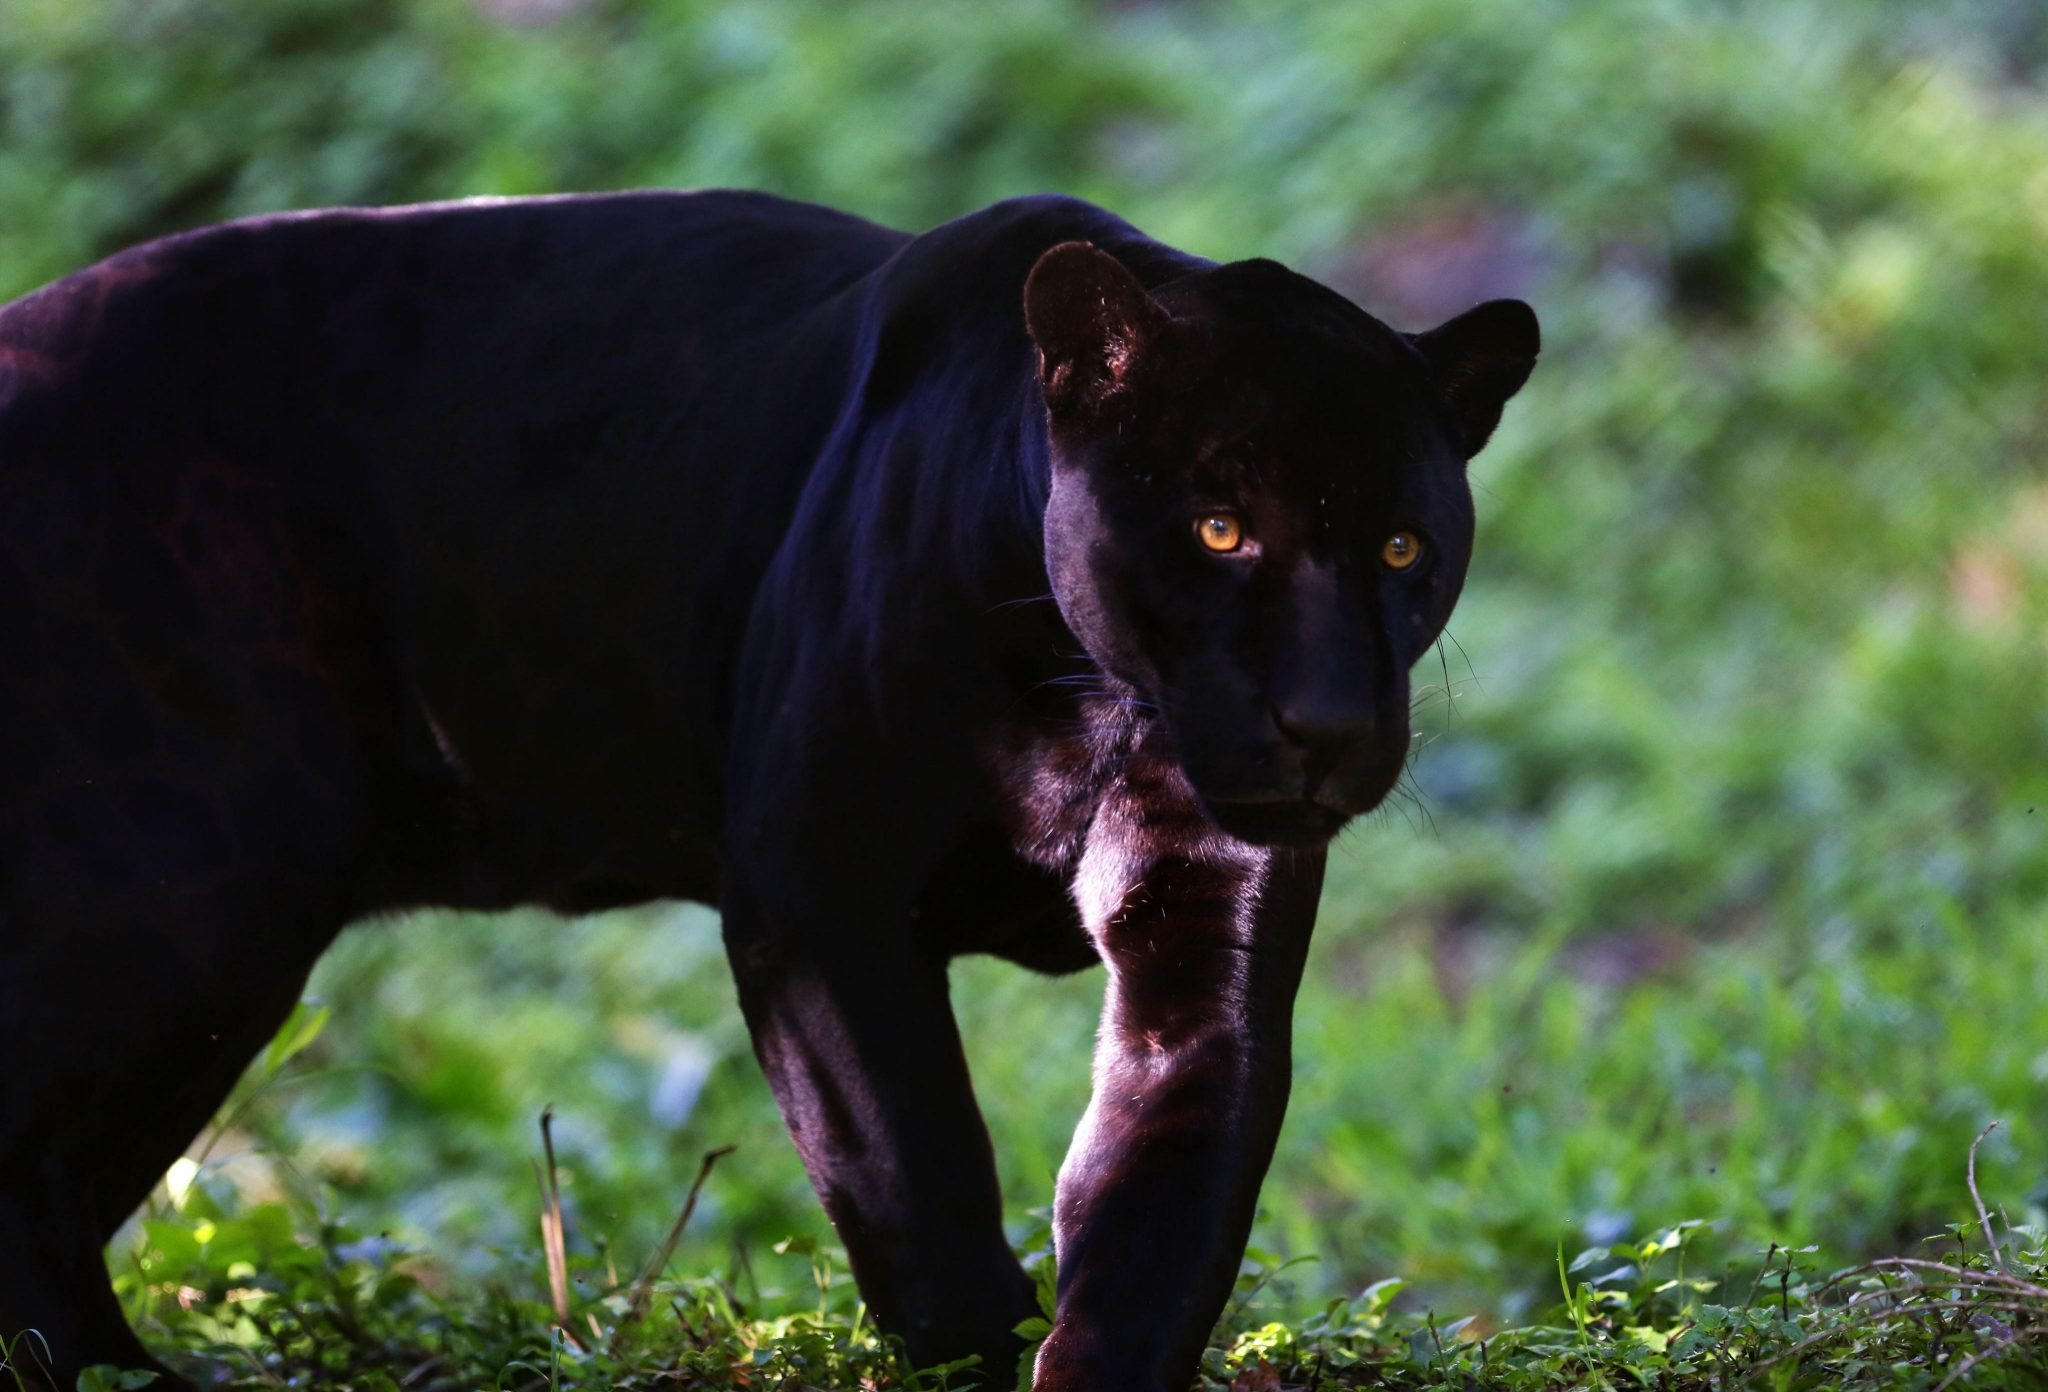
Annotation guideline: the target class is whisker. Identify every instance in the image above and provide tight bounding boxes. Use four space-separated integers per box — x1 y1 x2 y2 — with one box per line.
1393 780 1439 839
1441 629 1480 690
1424 637 1479 727
1409 680 1479 710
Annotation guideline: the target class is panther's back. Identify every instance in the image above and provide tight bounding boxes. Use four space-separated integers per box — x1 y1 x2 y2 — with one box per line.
0 191 912 911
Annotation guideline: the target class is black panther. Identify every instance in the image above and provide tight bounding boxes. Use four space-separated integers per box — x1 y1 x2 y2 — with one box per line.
0 190 1536 1391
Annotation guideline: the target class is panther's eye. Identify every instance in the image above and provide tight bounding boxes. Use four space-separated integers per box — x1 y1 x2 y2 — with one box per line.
1382 531 1424 570
1195 513 1245 554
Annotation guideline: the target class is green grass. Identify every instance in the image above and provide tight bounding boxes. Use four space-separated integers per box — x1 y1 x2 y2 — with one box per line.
90 1115 2048 1389
122 873 2044 1359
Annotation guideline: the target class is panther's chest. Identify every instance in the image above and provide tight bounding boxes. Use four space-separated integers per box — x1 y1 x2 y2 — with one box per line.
981 692 1159 874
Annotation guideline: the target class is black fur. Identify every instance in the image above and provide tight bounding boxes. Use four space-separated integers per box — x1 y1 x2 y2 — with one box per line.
0 191 1536 1392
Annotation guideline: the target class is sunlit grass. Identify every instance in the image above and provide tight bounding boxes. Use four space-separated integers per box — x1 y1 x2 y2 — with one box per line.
108 1107 2048 1390
201 864 2043 1334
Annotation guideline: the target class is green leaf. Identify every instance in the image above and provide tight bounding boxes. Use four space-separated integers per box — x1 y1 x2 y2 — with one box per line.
139 1219 203 1270
1437 1314 1478 1344
1670 1326 1716 1362
1034 1259 1059 1321
1359 1276 1406 1314
1407 1323 1441 1368
75 1369 159 1392
262 999 332 1078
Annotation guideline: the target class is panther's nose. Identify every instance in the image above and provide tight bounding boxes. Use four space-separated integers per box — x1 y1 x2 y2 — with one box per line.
1272 701 1375 781
1273 698 1374 747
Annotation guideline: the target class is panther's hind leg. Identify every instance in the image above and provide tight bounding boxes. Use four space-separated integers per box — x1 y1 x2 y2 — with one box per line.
0 1162 173 1392
0 860 352 1392
84 966 323 1244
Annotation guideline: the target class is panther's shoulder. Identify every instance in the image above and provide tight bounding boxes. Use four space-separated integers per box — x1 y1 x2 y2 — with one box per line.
868 195 1211 326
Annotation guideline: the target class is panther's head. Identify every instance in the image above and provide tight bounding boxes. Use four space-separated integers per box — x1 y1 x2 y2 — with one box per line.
1024 241 1537 847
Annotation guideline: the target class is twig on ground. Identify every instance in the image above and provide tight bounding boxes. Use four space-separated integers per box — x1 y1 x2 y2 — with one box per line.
1969 1120 2009 1277
619 1144 739 1332
1856 1257 2048 1299
535 1105 585 1351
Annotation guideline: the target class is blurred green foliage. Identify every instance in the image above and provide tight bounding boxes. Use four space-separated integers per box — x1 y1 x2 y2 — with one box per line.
6 0 2047 1335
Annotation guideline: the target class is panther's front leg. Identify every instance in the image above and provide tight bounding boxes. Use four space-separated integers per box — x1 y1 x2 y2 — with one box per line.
1033 788 1326 1392
719 850 1039 1383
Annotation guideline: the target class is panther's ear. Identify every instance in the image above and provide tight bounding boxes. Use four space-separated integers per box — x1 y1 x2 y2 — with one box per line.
1023 241 1168 421
1408 299 1541 459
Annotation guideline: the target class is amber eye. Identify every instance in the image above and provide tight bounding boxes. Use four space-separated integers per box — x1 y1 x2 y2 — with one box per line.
1195 512 1245 553
1382 531 1424 569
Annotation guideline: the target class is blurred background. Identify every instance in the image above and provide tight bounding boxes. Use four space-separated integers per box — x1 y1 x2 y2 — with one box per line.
6 0 2045 1328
